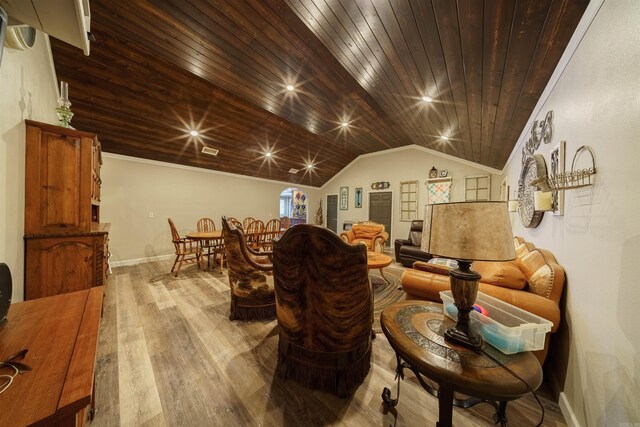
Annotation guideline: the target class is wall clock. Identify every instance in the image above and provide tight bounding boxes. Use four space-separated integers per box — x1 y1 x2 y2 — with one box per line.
439 169 448 177
518 154 547 228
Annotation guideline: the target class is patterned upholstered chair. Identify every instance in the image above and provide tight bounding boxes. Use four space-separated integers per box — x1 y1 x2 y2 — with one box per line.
273 224 373 397
221 216 275 321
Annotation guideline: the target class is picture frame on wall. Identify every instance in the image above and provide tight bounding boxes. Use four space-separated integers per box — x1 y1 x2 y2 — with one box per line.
354 187 363 208
339 186 349 210
551 140 566 216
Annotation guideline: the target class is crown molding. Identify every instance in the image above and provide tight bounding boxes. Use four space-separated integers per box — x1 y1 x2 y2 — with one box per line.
101 152 320 190
320 144 501 190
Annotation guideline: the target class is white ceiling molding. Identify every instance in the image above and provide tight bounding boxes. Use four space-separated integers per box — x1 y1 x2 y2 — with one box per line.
102 152 320 191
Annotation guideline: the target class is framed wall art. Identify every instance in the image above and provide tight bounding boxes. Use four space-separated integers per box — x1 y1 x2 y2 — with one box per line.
339 186 349 210
354 187 363 208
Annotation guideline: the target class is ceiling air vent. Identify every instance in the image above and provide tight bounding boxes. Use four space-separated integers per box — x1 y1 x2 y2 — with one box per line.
289 168 299 174
201 147 219 156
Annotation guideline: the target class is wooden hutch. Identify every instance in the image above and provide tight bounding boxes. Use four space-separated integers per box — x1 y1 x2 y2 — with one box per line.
23 120 110 300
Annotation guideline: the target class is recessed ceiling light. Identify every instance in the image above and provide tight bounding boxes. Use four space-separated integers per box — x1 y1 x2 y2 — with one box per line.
307 164 314 169
341 122 349 127
422 95 433 103
189 130 199 137
441 135 449 140
265 152 272 158
286 85 295 91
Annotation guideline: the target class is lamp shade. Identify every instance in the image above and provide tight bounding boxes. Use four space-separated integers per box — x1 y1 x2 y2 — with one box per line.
421 201 516 261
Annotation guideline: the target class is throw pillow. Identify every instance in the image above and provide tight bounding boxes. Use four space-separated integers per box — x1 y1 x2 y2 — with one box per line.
472 261 527 290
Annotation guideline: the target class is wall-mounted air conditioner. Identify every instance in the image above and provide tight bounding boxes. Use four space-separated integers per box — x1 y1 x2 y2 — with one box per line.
0 0 91 55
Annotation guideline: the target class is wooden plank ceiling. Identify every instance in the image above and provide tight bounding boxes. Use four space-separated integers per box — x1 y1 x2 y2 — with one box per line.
51 0 588 187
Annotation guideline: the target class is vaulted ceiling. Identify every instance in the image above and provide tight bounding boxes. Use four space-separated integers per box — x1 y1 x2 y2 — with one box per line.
51 0 589 187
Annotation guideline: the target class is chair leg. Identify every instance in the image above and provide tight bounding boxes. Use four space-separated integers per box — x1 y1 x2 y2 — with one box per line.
171 255 180 273
175 255 185 277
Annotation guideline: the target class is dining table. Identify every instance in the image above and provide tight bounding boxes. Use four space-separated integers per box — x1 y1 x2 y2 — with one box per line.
185 230 224 272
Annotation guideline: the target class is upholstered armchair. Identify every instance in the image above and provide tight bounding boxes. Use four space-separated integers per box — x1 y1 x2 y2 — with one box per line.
273 224 373 397
340 221 389 252
394 220 432 267
221 216 275 321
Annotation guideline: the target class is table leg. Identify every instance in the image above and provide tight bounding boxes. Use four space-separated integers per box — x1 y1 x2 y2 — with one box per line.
378 268 390 284
436 383 454 427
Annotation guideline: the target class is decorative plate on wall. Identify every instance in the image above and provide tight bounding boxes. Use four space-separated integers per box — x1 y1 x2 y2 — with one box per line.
518 154 548 228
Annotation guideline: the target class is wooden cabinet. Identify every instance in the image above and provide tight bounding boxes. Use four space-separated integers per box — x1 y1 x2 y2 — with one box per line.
24 121 110 300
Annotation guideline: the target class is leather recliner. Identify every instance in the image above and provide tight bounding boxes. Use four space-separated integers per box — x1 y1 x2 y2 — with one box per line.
394 220 432 267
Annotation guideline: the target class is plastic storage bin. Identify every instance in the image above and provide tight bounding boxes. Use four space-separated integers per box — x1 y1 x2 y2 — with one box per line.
440 291 552 354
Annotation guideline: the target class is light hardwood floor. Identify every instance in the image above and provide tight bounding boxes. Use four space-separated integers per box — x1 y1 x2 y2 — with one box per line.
93 259 566 426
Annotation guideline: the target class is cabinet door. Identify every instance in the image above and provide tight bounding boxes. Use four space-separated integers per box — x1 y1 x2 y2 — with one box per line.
25 126 92 234
25 236 99 299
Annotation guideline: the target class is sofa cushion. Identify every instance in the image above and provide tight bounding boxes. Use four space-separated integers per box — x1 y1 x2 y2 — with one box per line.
353 224 384 239
473 261 527 290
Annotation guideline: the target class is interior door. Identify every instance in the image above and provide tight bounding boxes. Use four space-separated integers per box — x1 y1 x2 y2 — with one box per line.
369 191 392 247
326 194 338 233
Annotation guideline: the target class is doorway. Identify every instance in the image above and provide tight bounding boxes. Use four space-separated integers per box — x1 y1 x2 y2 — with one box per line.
280 188 307 225
326 194 338 233
369 191 392 247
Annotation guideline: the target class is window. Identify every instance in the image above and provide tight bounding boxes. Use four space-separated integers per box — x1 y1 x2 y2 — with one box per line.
400 180 418 221
465 175 491 201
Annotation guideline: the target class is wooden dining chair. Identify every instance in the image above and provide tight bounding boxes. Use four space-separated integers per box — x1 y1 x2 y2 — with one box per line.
262 219 281 251
168 218 201 277
245 219 264 250
196 217 224 273
242 217 255 231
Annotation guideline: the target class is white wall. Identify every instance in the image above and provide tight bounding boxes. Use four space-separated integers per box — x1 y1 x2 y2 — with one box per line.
0 33 59 302
320 146 501 243
101 154 320 264
502 0 640 425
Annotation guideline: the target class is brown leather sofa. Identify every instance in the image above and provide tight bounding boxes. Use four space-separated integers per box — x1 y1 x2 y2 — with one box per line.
340 222 389 252
401 236 565 364
394 220 432 267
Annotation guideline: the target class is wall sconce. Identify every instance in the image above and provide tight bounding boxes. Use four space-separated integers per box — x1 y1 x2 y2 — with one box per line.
534 190 553 211
507 190 519 212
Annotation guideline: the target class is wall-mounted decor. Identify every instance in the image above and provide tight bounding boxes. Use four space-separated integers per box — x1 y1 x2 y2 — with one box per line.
354 187 363 208
370 181 390 190
429 167 438 178
339 186 349 210
550 140 566 216
464 175 491 201
531 145 596 192
521 110 554 164
292 190 307 219
518 154 548 228
399 180 418 221
439 169 448 178
425 177 452 204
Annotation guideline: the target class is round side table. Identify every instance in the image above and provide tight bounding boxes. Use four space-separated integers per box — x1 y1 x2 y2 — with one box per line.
381 301 542 427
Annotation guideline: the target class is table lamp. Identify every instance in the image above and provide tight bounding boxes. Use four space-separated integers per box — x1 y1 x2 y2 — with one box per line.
421 201 515 351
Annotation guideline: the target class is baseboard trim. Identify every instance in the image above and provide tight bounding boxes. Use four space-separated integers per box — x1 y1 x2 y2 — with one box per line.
559 392 581 427
110 254 174 268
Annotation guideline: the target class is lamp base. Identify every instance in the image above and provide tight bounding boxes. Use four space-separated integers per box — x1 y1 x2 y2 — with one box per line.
444 260 483 352
444 325 482 351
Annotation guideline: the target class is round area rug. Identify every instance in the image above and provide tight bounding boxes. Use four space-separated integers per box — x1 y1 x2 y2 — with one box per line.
370 266 406 333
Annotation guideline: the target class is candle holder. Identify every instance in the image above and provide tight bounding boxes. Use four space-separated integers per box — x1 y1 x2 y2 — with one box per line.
56 81 75 129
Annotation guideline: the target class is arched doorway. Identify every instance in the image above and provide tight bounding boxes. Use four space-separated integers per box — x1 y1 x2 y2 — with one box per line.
280 188 307 225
